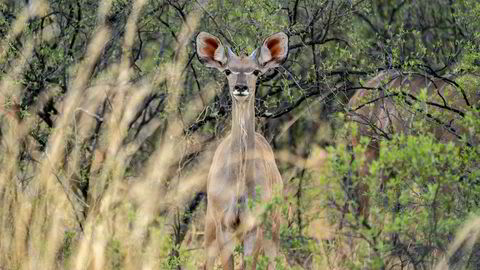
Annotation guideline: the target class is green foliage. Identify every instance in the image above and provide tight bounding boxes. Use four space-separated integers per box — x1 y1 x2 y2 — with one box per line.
59 230 76 268
206 0 288 53
322 129 480 268
161 236 188 270
106 239 125 270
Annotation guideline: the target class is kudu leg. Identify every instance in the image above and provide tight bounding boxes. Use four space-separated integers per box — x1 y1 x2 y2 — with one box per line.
215 225 235 270
242 229 256 269
356 141 380 221
263 213 280 270
204 217 217 270
242 227 263 270
263 239 277 270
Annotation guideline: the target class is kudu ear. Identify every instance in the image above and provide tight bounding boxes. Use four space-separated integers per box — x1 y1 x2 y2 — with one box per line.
196 32 227 69
255 32 288 70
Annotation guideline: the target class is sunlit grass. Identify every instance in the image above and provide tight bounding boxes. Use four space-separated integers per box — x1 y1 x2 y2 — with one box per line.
0 1 214 269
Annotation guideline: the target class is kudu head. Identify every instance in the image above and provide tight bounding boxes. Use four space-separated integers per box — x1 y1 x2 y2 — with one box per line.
196 32 288 104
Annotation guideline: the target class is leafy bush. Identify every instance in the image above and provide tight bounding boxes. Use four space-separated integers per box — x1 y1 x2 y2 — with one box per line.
321 130 480 269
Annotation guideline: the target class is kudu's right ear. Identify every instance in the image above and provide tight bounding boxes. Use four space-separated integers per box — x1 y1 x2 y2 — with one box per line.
196 32 227 69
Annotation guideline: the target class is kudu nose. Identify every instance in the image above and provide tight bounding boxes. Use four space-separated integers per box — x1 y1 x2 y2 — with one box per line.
234 85 248 92
233 85 249 97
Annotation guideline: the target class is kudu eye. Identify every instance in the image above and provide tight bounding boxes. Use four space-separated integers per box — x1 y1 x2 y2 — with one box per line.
224 69 232 76
253 70 261 76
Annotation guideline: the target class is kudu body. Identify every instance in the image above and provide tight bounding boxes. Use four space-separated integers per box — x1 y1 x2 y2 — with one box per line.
347 70 478 218
196 32 288 269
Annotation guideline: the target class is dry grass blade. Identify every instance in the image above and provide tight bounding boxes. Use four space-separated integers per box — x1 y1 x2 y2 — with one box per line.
435 217 480 270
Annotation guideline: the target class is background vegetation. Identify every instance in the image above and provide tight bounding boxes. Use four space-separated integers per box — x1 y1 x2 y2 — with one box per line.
0 0 478 269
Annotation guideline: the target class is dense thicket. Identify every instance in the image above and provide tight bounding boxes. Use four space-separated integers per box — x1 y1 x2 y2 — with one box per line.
0 0 478 269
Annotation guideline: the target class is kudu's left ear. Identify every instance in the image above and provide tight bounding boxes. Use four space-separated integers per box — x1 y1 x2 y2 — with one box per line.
255 32 288 70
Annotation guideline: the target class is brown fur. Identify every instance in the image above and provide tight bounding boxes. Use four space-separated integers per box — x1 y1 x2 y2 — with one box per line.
349 71 476 143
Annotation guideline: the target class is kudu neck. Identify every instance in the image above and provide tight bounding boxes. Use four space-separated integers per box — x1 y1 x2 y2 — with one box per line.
231 98 255 146
230 98 255 192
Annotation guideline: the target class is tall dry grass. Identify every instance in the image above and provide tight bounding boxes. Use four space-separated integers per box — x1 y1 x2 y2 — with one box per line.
0 1 218 269
435 217 480 270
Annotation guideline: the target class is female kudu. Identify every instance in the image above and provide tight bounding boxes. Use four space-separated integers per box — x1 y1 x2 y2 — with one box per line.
196 32 288 269
347 70 478 219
